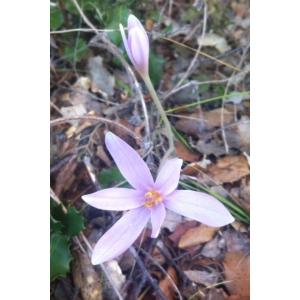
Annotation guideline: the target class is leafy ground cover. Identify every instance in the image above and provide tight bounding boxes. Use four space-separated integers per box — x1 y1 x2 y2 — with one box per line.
50 0 250 299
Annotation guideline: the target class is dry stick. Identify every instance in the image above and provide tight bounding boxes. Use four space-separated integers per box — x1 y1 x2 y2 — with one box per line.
220 43 250 154
50 116 136 136
70 0 151 152
129 246 168 300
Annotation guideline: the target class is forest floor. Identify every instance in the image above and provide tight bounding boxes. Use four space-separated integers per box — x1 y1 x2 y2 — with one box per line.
50 0 250 299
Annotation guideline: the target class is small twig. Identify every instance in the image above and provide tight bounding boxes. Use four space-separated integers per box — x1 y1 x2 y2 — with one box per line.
50 116 136 136
50 101 63 116
50 187 67 213
129 246 168 300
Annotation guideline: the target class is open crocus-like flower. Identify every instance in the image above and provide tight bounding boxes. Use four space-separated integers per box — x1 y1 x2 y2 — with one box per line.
82 132 234 264
119 14 149 77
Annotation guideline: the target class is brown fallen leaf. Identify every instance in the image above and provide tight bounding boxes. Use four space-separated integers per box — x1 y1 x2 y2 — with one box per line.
223 252 250 300
181 162 204 176
168 220 198 247
152 247 166 265
179 224 220 249
175 140 200 162
197 155 250 184
54 155 78 196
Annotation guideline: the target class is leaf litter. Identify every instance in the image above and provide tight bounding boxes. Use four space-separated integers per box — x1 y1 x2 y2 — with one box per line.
50 0 250 299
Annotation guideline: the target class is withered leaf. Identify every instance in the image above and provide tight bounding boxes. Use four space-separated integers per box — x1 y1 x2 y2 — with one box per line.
179 224 220 249
223 252 250 300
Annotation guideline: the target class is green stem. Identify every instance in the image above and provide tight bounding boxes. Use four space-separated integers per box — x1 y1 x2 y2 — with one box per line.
142 75 174 153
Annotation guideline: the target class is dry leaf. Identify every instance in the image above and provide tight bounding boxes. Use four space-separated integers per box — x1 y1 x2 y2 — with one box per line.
240 178 250 204
175 141 200 162
197 156 250 184
223 228 250 254
71 250 102 300
168 221 198 247
152 247 166 265
181 162 204 176
179 224 220 248
184 270 219 286
54 155 77 196
174 108 234 134
199 33 231 54
88 56 115 97
61 104 87 125
201 234 224 258
223 252 250 300
73 76 91 90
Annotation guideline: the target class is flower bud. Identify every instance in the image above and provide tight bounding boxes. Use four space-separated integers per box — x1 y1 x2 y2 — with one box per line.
120 15 149 77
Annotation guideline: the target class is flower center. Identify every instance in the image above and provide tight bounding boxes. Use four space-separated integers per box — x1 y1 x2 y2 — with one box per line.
142 190 163 210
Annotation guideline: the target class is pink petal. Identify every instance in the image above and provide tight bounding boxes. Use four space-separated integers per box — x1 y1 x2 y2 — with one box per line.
105 132 154 192
128 27 149 76
91 206 150 264
150 202 166 238
154 159 182 196
82 188 144 210
119 23 134 63
127 14 145 33
163 190 235 227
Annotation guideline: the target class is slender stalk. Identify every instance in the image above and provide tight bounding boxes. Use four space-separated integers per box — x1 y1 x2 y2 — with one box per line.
142 75 174 154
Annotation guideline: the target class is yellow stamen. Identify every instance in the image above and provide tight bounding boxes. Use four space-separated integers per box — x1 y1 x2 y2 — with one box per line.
142 189 163 210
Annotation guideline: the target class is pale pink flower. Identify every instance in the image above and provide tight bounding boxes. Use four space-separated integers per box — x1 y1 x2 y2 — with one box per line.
82 132 234 264
119 14 149 76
